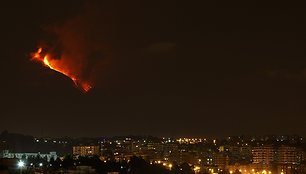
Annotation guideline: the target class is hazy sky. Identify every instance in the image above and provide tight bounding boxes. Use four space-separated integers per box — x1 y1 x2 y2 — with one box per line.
1 1 306 138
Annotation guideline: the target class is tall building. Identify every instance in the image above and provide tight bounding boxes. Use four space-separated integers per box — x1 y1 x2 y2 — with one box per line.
73 145 100 156
212 152 229 169
252 145 275 165
276 145 300 165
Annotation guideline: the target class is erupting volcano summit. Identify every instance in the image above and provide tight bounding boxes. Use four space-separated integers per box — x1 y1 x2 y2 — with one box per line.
31 47 92 93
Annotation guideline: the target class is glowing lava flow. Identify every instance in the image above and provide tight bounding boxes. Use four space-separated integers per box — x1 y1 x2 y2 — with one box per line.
31 48 92 92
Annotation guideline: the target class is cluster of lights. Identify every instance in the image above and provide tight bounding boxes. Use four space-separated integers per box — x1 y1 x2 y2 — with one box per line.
17 160 44 169
177 138 204 144
194 166 201 173
162 137 174 143
208 168 227 174
34 138 67 144
151 160 173 170
151 160 201 172
228 169 272 174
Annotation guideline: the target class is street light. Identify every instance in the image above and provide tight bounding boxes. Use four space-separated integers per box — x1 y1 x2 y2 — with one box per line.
17 161 25 174
18 161 25 168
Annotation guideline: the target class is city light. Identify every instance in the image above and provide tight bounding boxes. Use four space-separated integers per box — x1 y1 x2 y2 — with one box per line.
1 134 306 174
18 161 25 174
17 161 25 168
194 166 201 173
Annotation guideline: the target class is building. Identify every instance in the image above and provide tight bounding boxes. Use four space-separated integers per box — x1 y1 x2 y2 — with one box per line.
212 152 229 169
276 145 300 165
1 150 57 162
252 145 275 165
73 145 100 156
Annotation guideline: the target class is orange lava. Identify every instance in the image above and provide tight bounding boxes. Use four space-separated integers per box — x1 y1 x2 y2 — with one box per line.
31 47 92 92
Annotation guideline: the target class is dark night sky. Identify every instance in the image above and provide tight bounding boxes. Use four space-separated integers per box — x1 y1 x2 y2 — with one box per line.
0 1 306 138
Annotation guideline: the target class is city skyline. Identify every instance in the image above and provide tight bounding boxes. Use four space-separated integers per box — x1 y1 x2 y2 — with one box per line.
1 1 306 137
1 130 305 173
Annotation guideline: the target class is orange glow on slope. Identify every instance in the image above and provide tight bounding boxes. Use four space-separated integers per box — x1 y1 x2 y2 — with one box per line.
31 47 92 92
